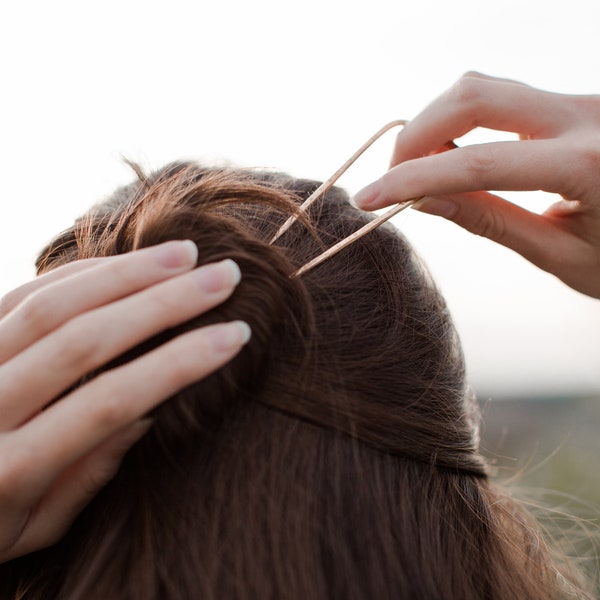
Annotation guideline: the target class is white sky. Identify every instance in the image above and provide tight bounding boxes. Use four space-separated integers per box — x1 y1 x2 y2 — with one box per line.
1 0 599 398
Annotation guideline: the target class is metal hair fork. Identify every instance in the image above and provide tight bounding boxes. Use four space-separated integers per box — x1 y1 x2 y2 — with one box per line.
269 120 423 278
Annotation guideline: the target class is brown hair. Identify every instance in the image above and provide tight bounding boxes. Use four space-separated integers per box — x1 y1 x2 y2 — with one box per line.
0 163 590 599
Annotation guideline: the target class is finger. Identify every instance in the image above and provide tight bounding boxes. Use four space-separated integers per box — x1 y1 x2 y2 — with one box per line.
0 241 199 363
0 259 242 429
0 258 107 319
356 139 573 210
0 419 152 561
5 320 251 497
390 73 574 167
412 190 596 290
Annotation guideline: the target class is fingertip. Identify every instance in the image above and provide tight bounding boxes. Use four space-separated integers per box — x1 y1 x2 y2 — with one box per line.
181 240 200 265
193 259 242 294
154 240 198 269
220 259 242 287
353 180 383 210
204 320 252 353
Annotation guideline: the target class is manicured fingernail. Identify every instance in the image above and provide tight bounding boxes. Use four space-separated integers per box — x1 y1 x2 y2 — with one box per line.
353 179 382 209
193 259 241 294
412 197 458 219
155 240 198 269
205 320 252 352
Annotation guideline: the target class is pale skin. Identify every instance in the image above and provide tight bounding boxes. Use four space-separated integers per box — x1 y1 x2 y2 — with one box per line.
0 240 250 562
355 72 600 299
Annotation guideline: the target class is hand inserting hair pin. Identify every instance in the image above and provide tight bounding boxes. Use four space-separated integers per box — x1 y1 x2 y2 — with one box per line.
269 120 423 278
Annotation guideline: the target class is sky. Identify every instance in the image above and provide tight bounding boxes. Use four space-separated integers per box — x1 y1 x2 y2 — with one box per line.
1 0 599 398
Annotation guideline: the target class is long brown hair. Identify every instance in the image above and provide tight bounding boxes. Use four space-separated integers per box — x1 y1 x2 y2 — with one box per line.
0 163 590 598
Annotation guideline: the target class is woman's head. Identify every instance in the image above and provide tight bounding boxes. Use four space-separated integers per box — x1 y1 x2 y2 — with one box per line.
1 163 586 599
38 162 484 472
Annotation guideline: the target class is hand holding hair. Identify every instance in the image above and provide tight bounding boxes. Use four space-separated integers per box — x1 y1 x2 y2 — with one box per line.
0 242 249 563
354 71 600 298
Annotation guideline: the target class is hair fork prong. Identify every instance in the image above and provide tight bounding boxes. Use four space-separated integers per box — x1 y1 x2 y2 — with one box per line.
270 120 409 245
291 198 420 278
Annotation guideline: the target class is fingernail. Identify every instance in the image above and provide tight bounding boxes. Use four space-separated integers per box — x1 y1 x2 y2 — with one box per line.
155 240 198 269
205 320 252 352
412 197 458 219
193 259 242 294
353 179 382 209
116 418 154 449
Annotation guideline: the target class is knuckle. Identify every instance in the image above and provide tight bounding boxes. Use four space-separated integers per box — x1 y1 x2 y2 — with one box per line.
576 140 600 175
15 293 53 335
57 319 102 371
90 381 130 429
450 74 486 114
0 289 22 319
462 146 498 183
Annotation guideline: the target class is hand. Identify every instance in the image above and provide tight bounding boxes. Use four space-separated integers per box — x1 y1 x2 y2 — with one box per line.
0 241 249 562
354 72 600 299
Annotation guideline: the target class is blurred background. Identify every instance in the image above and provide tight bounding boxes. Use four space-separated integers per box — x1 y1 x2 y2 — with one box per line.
1 0 599 586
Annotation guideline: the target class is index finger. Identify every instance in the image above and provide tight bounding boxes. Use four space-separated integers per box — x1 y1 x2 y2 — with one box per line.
390 72 575 167
0 241 199 362
358 138 574 211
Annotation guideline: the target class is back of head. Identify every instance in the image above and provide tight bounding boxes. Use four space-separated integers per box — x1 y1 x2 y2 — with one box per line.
0 163 588 599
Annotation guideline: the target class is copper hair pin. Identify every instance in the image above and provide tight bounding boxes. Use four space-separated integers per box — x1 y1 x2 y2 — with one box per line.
292 198 416 277
268 120 424 278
